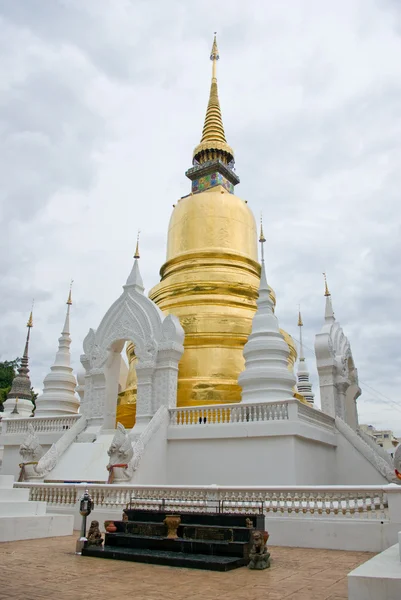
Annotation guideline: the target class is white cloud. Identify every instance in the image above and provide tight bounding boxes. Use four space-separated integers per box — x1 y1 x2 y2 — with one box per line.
0 0 400 434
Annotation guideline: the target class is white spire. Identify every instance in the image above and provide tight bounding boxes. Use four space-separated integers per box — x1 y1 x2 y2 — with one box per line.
296 309 314 406
323 272 335 322
35 285 79 416
124 234 144 293
125 259 144 293
238 223 296 403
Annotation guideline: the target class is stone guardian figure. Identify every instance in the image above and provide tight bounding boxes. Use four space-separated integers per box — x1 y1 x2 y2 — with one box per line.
248 530 271 570
18 424 45 481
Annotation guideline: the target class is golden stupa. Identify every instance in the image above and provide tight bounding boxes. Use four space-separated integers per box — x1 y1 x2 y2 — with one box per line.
116 36 296 426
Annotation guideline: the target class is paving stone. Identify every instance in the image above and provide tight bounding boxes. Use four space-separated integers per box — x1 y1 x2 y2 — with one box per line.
0 533 375 599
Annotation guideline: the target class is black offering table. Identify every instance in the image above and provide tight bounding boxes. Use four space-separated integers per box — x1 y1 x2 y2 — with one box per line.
82 508 265 571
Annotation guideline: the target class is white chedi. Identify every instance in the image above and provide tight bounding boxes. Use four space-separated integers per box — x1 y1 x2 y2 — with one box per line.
296 311 314 406
238 256 296 403
35 290 79 416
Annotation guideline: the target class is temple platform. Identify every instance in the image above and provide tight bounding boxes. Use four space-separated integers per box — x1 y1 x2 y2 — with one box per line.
0 474 73 542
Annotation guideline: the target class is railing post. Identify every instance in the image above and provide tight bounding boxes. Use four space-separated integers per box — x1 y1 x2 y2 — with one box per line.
386 484 401 522
287 400 298 421
206 484 220 513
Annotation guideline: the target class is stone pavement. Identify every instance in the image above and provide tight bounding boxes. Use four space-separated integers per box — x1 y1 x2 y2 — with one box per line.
0 533 374 600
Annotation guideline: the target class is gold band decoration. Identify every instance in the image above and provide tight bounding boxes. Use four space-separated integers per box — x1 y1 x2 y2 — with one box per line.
106 463 128 484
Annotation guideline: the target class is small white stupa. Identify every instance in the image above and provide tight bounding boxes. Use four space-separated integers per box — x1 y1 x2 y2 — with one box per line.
35 284 79 416
238 221 296 403
296 309 314 406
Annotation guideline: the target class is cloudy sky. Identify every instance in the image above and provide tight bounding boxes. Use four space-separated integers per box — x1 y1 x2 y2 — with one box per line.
1 0 400 433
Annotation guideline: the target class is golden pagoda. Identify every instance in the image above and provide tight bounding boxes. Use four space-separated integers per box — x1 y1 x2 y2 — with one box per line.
148 35 296 407
117 36 296 424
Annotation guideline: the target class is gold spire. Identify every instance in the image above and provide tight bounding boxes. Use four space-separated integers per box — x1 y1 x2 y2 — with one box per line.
27 301 34 328
210 33 219 75
298 308 303 327
259 214 266 262
259 214 266 243
323 272 330 296
193 34 234 164
134 230 140 259
67 279 73 305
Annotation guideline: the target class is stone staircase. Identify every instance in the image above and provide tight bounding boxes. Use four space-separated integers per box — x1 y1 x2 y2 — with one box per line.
83 508 264 571
0 474 73 542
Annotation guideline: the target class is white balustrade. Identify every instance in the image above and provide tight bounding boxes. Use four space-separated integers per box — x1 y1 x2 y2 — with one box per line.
296 402 335 431
170 401 289 426
357 426 394 468
169 400 335 431
14 482 392 521
1 415 80 434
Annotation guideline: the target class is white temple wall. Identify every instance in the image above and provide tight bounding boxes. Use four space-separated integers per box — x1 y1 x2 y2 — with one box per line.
166 428 388 486
166 435 338 486
132 417 169 485
335 431 388 485
294 438 336 485
167 437 294 485
265 518 401 553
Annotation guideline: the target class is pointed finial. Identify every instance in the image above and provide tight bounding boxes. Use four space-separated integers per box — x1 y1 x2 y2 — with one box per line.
134 230 140 259
27 300 34 328
67 280 73 305
298 305 303 327
323 272 330 296
210 33 219 66
259 213 266 243
259 214 266 262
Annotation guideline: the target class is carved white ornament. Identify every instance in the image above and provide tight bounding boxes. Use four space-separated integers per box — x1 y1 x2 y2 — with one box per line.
315 299 361 427
394 444 401 476
80 259 184 425
19 424 44 463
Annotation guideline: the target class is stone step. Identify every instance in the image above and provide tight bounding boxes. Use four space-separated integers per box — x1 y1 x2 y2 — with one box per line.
120 520 252 541
0 514 74 542
121 519 252 530
0 475 15 489
123 509 264 530
0 488 30 501
0 501 47 516
82 545 247 571
107 532 248 556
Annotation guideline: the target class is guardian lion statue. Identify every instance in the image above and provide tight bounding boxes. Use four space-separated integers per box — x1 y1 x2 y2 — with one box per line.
18 424 45 481
106 423 134 483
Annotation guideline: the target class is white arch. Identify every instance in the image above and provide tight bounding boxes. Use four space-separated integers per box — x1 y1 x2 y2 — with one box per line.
80 260 184 431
